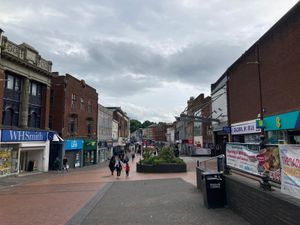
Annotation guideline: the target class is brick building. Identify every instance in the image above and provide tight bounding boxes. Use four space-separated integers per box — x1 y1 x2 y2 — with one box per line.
50 73 98 167
0 33 53 176
227 2 300 144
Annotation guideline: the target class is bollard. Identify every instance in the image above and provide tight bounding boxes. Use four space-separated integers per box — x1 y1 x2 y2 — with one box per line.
217 154 225 172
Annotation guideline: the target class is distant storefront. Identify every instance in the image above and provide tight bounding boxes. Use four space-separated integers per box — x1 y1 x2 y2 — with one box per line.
83 140 97 166
264 110 300 144
0 129 49 177
231 120 261 143
64 139 83 168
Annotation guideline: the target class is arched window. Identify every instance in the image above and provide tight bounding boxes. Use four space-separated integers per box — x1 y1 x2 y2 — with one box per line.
3 108 14 126
28 111 37 128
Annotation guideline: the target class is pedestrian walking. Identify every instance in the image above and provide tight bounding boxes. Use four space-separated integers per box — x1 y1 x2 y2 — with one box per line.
109 156 116 175
125 162 130 177
131 151 135 161
115 160 122 177
63 155 69 173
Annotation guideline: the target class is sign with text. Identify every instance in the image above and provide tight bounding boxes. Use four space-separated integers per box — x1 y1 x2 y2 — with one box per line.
279 145 300 199
64 139 83 150
1 129 48 142
231 120 261 135
226 143 281 183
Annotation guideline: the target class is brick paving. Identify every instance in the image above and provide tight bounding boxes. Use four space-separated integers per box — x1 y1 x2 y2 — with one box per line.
0 156 249 225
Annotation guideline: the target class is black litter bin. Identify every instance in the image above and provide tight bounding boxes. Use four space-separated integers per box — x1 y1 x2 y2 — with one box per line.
202 172 226 208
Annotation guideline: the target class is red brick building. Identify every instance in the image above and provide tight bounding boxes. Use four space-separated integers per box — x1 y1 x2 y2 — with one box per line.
227 2 300 144
50 73 98 139
50 73 98 167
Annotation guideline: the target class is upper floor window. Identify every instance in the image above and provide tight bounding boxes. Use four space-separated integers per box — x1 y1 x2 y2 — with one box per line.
71 94 76 109
87 119 93 135
5 74 21 91
68 115 77 134
30 82 42 96
80 98 84 110
87 100 92 113
2 108 18 126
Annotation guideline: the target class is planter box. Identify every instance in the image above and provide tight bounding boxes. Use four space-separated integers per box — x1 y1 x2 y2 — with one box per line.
136 163 187 173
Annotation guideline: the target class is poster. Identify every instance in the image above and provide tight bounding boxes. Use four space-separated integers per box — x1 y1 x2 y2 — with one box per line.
279 145 300 199
226 143 281 182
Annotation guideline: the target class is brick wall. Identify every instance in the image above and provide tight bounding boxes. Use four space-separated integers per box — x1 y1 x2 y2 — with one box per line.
228 2 300 124
225 175 300 225
51 74 98 139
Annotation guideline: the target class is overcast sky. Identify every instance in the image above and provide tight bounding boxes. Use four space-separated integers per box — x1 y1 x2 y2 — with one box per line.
0 0 298 123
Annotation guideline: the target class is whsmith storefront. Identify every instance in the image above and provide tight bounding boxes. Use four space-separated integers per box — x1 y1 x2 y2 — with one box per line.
263 110 300 144
0 129 49 177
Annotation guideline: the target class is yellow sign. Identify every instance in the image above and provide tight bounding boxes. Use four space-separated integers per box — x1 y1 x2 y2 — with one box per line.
276 117 281 128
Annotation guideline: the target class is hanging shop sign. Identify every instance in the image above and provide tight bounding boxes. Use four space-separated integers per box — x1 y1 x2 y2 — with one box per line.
231 120 261 135
64 139 84 151
264 110 300 131
1 129 48 142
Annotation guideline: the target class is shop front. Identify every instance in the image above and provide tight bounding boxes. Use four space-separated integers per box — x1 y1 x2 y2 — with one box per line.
64 139 83 168
231 120 261 143
83 140 97 166
263 110 300 144
0 129 49 177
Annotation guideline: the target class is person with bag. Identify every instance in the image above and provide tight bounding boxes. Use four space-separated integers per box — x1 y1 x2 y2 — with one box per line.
109 156 116 175
63 155 69 173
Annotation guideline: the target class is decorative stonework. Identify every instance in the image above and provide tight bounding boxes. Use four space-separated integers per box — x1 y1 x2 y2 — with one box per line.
1 36 52 73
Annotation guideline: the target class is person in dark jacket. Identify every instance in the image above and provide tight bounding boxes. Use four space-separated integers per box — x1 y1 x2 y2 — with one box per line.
109 156 116 175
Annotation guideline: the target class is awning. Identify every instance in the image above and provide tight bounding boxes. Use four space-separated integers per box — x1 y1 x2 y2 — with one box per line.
48 132 64 142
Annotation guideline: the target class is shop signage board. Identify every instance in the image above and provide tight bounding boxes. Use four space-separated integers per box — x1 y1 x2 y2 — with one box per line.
226 143 281 183
264 110 300 131
231 120 261 135
279 145 300 199
64 139 83 150
1 129 48 142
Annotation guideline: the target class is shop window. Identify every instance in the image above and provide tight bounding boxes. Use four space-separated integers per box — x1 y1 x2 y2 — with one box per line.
267 130 288 144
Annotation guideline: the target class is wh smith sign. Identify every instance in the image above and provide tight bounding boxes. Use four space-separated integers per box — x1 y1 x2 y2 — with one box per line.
1 129 48 142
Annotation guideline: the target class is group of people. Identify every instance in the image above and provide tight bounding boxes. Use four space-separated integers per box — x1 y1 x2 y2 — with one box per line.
54 155 69 173
109 152 135 178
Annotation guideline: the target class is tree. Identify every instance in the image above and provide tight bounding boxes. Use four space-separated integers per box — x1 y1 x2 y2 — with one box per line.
130 119 142 133
142 120 154 128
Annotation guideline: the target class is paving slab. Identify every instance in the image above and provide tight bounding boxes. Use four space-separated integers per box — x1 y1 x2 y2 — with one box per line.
68 178 251 225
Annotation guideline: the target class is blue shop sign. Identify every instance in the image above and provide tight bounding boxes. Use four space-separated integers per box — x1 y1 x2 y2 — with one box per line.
64 139 83 151
1 129 48 142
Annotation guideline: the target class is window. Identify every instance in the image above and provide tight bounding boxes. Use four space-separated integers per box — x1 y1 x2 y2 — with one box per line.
87 100 92 113
87 119 92 135
3 108 14 126
68 115 77 134
80 98 84 110
5 74 21 91
6 75 14 89
71 94 76 109
31 83 37 96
